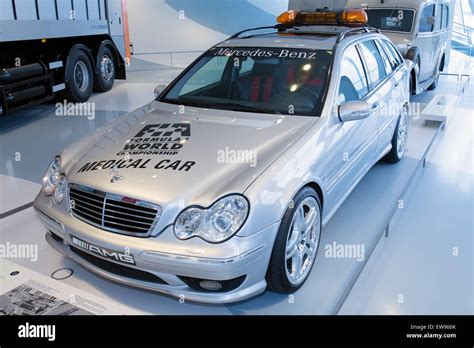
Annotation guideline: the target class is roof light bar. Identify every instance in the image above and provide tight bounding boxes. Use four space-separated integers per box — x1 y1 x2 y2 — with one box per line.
277 9 368 27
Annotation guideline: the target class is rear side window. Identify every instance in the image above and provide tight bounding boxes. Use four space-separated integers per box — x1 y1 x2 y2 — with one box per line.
338 46 369 103
419 4 435 32
376 41 394 75
437 5 443 31
382 40 402 69
358 40 388 89
442 4 449 29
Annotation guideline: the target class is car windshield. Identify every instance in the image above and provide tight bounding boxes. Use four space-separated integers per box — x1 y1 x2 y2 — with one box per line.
366 9 415 33
160 47 333 116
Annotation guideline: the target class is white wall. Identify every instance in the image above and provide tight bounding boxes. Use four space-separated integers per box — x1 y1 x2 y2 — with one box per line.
127 0 288 67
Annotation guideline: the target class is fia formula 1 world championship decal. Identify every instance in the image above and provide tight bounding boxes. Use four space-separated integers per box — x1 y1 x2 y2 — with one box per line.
77 123 196 174
117 123 191 157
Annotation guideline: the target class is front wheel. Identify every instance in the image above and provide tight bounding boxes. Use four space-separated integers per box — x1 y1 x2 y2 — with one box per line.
384 106 409 163
266 187 322 293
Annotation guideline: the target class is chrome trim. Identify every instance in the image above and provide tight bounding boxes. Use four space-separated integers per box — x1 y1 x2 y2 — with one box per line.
140 244 267 265
68 183 162 237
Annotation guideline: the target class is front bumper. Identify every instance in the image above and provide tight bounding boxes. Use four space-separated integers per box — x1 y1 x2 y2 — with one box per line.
34 194 279 304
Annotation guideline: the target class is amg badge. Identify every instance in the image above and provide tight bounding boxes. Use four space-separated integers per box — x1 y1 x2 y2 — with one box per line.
71 236 135 265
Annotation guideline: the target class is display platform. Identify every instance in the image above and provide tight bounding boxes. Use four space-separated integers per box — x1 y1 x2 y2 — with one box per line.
0 119 445 315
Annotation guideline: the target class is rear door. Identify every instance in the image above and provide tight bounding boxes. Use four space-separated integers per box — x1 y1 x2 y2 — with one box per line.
357 39 392 157
416 3 437 81
374 39 405 152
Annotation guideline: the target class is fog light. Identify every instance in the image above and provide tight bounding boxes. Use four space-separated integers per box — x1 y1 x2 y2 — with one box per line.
199 280 223 291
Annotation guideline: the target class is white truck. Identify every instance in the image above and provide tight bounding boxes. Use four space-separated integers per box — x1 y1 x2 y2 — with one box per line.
289 0 453 94
0 0 131 114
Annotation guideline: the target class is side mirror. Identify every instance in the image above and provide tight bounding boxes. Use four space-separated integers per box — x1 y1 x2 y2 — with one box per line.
338 101 374 122
154 84 167 98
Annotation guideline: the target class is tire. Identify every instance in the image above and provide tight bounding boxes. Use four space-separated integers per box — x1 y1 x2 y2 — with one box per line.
64 47 93 103
93 45 116 92
427 58 443 91
427 74 439 90
266 187 322 293
384 105 409 163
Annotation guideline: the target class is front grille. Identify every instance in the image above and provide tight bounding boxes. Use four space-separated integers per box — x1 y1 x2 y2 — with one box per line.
68 184 161 237
70 246 167 284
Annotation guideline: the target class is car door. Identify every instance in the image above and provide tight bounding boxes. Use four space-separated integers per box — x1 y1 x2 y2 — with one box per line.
325 43 378 206
416 3 437 82
358 39 394 155
374 39 404 152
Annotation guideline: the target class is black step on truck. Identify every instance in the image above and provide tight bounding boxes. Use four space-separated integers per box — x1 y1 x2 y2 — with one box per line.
0 0 131 115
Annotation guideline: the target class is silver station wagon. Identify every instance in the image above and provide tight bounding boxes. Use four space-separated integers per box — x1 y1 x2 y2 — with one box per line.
34 9 411 303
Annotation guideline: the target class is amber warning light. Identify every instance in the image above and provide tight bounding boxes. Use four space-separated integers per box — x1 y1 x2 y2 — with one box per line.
277 9 368 27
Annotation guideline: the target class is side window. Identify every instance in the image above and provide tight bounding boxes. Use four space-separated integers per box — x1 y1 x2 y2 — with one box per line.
358 40 388 89
376 40 394 75
436 5 443 31
442 4 449 29
338 46 369 103
384 41 403 68
239 58 255 75
180 57 227 95
419 4 435 32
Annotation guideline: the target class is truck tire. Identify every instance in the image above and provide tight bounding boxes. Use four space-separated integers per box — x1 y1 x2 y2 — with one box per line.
94 45 116 92
64 47 93 102
406 47 421 76
428 55 444 91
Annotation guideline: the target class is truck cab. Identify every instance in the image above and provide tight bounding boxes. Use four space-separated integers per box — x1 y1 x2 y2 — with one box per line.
347 0 451 94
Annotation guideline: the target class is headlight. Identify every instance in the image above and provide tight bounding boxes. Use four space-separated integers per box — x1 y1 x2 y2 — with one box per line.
42 156 61 196
53 174 68 204
174 195 249 243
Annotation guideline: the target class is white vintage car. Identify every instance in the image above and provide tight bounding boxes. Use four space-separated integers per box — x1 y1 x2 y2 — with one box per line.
34 9 411 303
347 0 451 94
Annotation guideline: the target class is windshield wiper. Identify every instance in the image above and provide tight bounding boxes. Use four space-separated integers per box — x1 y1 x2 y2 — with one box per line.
211 102 281 115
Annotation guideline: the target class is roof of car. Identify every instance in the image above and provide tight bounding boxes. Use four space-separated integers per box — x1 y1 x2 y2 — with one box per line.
218 32 341 51
217 28 383 51
346 0 447 9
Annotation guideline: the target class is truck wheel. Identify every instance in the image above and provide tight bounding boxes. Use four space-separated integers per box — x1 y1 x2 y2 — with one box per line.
266 187 322 293
427 74 439 91
428 58 443 91
94 45 115 92
65 48 93 102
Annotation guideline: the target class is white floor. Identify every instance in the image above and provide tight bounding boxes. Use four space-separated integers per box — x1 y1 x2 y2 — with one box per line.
0 60 472 315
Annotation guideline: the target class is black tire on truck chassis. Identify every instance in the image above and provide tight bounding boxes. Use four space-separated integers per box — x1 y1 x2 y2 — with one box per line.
64 46 94 103
94 43 116 92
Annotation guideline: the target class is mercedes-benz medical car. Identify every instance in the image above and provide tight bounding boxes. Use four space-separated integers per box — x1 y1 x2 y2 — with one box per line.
34 9 411 303
347 0 451 94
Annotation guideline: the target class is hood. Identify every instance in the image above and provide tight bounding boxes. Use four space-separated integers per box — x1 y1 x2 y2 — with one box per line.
65 101 317 226
378 32 414 55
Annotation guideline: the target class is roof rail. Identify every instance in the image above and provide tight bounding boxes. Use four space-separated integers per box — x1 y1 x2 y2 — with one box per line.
336 26 381 43
228 24 380 41
228 25 281 39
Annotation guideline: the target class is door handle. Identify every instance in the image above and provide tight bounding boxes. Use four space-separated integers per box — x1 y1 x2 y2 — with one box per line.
371 102 380 112
394 81 400 88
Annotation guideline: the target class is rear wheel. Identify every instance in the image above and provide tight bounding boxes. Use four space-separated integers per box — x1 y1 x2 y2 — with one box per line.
64 47 93 102
428 58 443 91
93 44 116 92
266 187 322 293
384 105 409 163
